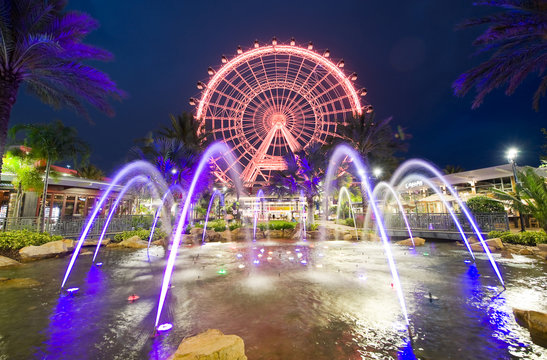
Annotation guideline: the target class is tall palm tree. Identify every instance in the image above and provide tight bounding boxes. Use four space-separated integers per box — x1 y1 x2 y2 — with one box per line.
77 164 104 181
492 168 547 232
10 120 89 231
453 0 547 110
0 0 125 171
158 113 207 152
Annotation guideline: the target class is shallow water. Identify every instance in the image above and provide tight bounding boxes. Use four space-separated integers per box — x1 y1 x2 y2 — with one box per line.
0 240 545 359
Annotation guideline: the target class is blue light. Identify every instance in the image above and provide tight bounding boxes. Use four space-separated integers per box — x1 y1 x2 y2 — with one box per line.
157 323 173 332
66 287 79 295
96 262 103 267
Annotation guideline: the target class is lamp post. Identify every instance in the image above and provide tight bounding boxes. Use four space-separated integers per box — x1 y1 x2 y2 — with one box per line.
507 148 525 232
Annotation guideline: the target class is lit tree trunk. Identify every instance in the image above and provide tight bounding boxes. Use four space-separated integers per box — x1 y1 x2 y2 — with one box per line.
39 157 52 232
15 182 22 218
307 196 314 227
0 75 21 176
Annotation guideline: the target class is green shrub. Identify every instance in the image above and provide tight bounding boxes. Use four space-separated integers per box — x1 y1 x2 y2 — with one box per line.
113 228 166 243
489 230 547 246
131 215 154 229
344 218 356 227
0 230 63 251
267 220 296 231
308 223 319 231
229 223 241 231
466 196 505 213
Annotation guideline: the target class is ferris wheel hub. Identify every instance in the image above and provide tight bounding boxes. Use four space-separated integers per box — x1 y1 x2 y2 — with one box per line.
269 113 287 129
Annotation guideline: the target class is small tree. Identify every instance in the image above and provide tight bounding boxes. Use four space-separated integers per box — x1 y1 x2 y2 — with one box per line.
10 121 89 231
2 150 43 217
77 164 105 181
493 168 547 232
466 196 505 213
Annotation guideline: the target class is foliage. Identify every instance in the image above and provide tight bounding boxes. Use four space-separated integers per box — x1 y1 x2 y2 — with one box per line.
77 164 105 180
443 165 465 174
2 150 43 193
229 223 241 231
492 168 547 232
488 230 547 246
308 223 319 231
131 215 154 229
453 0 547 110
336 113 408 175
344 218 357 227
256 220 296 232
0 0 125 117
541 128 547 166
0 230 62 251
112 228 166 243
466 196 505 213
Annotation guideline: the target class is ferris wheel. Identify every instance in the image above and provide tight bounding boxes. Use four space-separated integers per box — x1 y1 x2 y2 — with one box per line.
192 38 369 185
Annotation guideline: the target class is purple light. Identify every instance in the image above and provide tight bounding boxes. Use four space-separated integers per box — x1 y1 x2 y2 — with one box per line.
95 262 103 267
154 142 243 329
253 259 260 265
93 175 152 263
202 190 222 244
373 182 415 246
157 323 173 332
61 161 171 290
464 260 472 264
300 260 307 265
324 144 410 325
391 159 504 286
66 287 79 295
148 184 183 257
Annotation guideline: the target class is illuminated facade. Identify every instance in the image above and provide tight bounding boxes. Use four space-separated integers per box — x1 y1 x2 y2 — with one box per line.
194 39 368 185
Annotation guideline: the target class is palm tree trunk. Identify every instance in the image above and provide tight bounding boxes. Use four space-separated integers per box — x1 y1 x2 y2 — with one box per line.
15 182 22 218
0 75 21 175
39 157 52 232
307 196 314 227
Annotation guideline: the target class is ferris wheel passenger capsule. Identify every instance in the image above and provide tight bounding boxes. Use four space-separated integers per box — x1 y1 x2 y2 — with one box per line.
221 55 228 64
337 60 345 68
189 98 197 106
308 42 313 50
272 37 277 46
254 40 259 48
237 46 243 54
349 72 357 81
290 38 296 46
323 49 330 58
207 67 215 76
197 81 206 90
366 105 374 114
360 88 368 96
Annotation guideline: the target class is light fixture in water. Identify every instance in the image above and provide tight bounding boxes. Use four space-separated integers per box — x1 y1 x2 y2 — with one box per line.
253 260 260 265
66 287 79 295
464 260 472 264
157 323 173 332
238 264 245 269
423 253 429 256
96 262 103 267
217 269 227 275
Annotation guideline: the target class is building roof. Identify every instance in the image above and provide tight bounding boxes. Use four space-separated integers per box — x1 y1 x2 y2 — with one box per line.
431 164 515 186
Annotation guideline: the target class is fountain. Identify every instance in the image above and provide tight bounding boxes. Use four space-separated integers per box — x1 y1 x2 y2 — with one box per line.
335 186 359 241
201 189 225 245
299 190 307 241
253 189 265 242
371 182 414 246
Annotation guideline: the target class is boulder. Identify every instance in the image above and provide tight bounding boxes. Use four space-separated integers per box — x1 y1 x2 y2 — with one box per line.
119 235 148 249
513 308 547 348
0 255 20 267
362 233 381 242
470 237 504 250
537 243 547 252
396 237 426 246
519 248 533 255
500 250 514 259
169 329 247 360
19 239 75 262
83 238 111 247
0 277 40 289
538 252 547 260
470 243 496 253
343 233 354 241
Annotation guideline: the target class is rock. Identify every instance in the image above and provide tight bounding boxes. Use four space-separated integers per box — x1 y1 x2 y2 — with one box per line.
513 308 547 348
343 233 354 241
169 329 247 360
0 277 40 289
152 239 164 246
500 250 514 259
519 248 533 255
470 237 504 250
537 243 547 252
83 238 111 247
470 243 496 253
119 236 148 249
396 237 426 246
0 255 20 267
538 252 547 260
19 239 75 262
362 233 381 242
80 251 93 256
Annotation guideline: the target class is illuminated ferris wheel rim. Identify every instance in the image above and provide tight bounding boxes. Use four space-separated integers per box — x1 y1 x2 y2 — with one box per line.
196 44 363 119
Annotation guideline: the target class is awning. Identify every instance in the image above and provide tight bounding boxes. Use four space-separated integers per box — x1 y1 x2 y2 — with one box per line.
416 193 457 202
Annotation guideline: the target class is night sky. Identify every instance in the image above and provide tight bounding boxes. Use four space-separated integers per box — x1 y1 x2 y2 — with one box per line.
10 0 546 174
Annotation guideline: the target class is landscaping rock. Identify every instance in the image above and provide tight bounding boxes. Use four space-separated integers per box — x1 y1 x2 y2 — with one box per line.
119 236 148 249
519 248 533 255
0 277 40 289
343 233 354 241
19 239 75 262
83 238 111 247
396 237 426 246
169 329 247 360
537 244 547 252
470 243 496 253
538 252 547 260
513 308 547 348
0 255 20 267
500 250 514 259
362 233 381 242
470 237 504 251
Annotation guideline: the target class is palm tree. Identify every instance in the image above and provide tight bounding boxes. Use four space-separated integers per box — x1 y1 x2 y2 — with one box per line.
444 165 465 174
453 1 547 110
0 0 125 171
10 120 89 231
158 113 207 151
77 164 104 181
336 113 407 175
492 168 547 232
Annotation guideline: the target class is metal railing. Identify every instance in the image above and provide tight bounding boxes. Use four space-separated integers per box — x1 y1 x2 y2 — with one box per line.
383 212 509 233
0 215 154 238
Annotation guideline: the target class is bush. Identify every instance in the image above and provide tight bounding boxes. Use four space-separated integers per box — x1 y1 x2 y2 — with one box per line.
466 196 505 213
0 230 63 251
113 228 166 243
229 223 241 231
488 230 547 246
308 223 319 231
267 220 296 231
344 218 356 227
131 215 154 229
